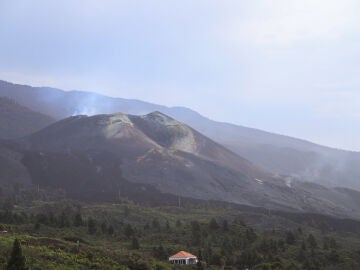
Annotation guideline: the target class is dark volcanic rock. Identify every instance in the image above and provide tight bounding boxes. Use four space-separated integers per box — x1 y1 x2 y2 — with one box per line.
0 111 357 220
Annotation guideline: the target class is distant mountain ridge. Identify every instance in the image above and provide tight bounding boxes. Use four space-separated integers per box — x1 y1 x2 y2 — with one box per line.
0 111 356 220
0 79 359 191
0 97 54 139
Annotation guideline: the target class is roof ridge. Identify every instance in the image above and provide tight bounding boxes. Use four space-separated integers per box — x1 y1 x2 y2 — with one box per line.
169 251 197 258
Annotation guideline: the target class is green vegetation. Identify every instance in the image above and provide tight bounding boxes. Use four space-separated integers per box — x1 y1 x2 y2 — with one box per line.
6 238 27 270
0 190 360 269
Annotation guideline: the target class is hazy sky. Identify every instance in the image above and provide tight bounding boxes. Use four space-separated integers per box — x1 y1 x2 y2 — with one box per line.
0 0 359 151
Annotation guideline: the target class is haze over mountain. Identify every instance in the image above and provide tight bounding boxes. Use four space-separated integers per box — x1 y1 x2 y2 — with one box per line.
1 2 360 268
1 79 359 192
2 1 360 151
0 97 54 139
1 110 359 220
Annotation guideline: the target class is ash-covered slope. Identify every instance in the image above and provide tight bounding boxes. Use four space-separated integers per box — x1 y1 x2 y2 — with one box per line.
1 79 359 191
25 111 268 182
0 97 54 139
0 111 352 219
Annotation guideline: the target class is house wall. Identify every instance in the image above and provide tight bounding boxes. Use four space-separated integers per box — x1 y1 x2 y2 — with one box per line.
169 257 197 265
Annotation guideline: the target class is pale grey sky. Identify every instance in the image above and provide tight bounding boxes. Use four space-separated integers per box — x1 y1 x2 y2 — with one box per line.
0 0 359 151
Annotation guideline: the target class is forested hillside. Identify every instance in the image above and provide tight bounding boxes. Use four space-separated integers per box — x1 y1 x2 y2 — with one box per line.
0 187 359 270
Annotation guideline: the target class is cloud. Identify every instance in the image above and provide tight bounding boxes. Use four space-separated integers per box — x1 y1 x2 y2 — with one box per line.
219 0 360 46
0 0 359 150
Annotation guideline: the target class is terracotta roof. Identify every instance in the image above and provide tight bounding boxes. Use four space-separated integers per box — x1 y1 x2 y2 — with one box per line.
169 251 197 259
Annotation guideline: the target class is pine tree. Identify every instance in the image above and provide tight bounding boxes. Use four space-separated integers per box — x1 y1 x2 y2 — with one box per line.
307 234 317 249
203 243 213 263
222 220 229 232
144 222 150 230
47 212 56 226
131 237 140 250
107 225 114 235
176 219 182 227
124 224 134 238
197 261 205 270
59 211 70 228
191 221 201 244
329 237 338 249
33 222 40 230
73 213 83 227
165 220 170 231
328 249 340 264
6 238 27 270
209 218 219 230
87 218 97 235
286 231 296 245
152 218 160 231
152 245 167 260
101 222 107 234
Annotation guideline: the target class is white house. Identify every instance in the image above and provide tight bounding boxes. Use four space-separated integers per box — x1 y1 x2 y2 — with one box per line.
169 251 198 265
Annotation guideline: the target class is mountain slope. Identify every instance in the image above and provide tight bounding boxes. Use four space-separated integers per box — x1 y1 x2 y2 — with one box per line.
0 142 32 186
23 112 270 186
0 97 55 139
0 112 352 219
0 79 359 191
